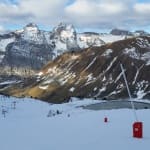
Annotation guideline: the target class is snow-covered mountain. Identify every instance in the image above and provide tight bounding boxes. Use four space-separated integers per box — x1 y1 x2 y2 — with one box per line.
19 23 46 44
0 23 106 75
0 23 150 102
77 32 105 48
2 23 144 76
50 22 79 57
0 23 53 76
2 36 149 103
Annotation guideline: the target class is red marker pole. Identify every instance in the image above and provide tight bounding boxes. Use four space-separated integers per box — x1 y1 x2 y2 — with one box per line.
104 117 108 123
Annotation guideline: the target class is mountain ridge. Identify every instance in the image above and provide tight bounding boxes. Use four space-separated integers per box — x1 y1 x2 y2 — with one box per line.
0 23 149 103
1 36 149 103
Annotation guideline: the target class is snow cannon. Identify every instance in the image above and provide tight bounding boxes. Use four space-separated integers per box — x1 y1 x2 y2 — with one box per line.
133 122 143 138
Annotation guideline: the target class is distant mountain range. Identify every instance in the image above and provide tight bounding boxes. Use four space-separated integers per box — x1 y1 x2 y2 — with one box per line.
1 23 149 77
110 28 150 36
0 23 149 102
0 23 106 76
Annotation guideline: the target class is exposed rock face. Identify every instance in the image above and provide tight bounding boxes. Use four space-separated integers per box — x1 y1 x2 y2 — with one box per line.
3 41 53 69
110 29 132 36
0 23 53 75
110 29 150 37
8 36 148 103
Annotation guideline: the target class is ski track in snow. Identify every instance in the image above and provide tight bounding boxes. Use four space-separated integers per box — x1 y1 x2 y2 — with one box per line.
83 56 97 72
105 57 117 73
133 65 144 85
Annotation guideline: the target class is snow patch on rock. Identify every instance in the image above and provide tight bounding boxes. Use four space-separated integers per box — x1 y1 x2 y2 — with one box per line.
102 49 113 57
39 85 49 90
69 87 75 92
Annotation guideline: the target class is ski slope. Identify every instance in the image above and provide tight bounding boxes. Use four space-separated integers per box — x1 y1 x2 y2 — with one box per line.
0 96 150 150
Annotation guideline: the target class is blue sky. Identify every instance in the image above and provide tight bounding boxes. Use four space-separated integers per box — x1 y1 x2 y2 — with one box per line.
138 0 150 2
0 0 150 33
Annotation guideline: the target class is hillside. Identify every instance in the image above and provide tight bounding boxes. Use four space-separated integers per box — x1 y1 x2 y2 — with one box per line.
5 36 149 103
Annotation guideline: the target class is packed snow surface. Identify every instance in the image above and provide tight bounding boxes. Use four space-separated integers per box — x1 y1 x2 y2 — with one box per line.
0 96 150 150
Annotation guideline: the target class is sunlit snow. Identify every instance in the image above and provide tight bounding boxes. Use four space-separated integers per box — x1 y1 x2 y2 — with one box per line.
0 96 150 150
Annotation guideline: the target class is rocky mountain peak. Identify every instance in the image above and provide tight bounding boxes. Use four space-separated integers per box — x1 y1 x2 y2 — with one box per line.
50 22 79 55
25 23 38 28
54 22 75 33
23 23 39 33
20 23 45 44
52 22 76 41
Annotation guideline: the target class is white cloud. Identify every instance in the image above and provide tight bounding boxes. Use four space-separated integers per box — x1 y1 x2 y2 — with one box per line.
134 3 150 14
0 0 150 31
0 25 7 34
0 2 32 23
20 0 67 20
0 25 5 31
65 0 150 30
65 0 132 28
0 0 68 25
65 0 128 17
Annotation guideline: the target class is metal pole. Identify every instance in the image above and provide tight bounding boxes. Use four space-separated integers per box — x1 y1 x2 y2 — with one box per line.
120 64 138 121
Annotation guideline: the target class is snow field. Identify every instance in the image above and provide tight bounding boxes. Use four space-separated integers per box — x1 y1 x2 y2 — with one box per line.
0 96 150 150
